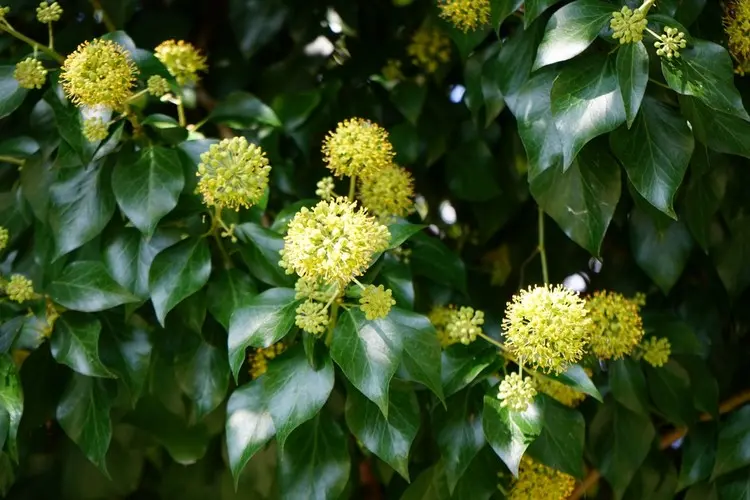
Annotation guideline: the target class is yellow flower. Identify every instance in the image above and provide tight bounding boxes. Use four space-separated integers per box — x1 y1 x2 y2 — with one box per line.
438 0 490 32
0 227 8 250
36 1 62 23
295 300 329 335
322 118 395 180
429 306 456 348
655 27 687 59
82 117 109 142
294 277 339 302
14 58 47 89
248 343 286 379
61 39 138 110
498 372 537 412
725 1 750 72
359 284 395 320
147 75 170 97
446 306 484 345
358 163 415 220
587 291 645 360
154 40 207 86
6 274 34 303
382 59 404 81
407 25 451 74
315 176 336 200
279 198 391 287
197 136 271 211
503 285 591 375
610 6 647 44
534 376 586 408
509 456 576 500
641 337 671 367
0 6 10 20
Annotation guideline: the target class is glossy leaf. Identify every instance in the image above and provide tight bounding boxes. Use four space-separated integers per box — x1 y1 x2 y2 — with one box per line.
0 356 22 460
175 341 230 421
482 395 543 475
551 364 602 402
410 232 468 294
48 261 139 312
678 423 716 490
207 268 258 330
392 308 444 402
209 91 281 128
712 405 750 479
527 394 585 478
616 42 648 128
610 358 650 415
441 344 496 397
645 361 696 425
0 67 28 119
51 314 115 378
235 222 294 287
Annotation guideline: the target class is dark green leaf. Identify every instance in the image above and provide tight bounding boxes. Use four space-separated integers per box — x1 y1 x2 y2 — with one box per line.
225 380 275 483
410 233 467 294
43 87 95 165
142 114 188 145
452 447 502 500
401 461 450 500
550 364 602 402
0 356 22 459
680 96 750 159
441 343 496 397
48 261 139 312
229 0 289 57
616 41 649 128
99 324 151 406
490 16 543 97
714 215 750 298
525 0 562 26
235 222 294 287
175 341 229 421
51 314 115 378
646 360 696 425
207 268 258 330
610 358 650 415
393 309 444 402
209 91 281 128
679 357 718 418
718 473 750 500
527 394 585 478
391 81 427 125
0 136 38 157
0 66 28 119
445 140 502 202
380 255 414 309
712 404 750 479
683 151 723 252
387 221 426 249
678 423 716 490
272 90 321 130
482 395 543 475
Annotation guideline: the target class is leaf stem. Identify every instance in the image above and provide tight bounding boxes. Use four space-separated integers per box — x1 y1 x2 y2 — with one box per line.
648 78 672 91
477 331 506 351
348 175 357 201
538 206 549 284
47 22 53 50
0 155 25 166
0 24 64 63
176 98 186 127
325 301 339 347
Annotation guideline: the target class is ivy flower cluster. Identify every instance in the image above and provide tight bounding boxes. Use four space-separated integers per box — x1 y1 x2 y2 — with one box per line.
655 27 687 59
725 0 750 74
359 284 395 321
36 1 62 23
358 163 415 220
82 117 109 142
428 306 456 348
610 6 648 44
5 274 34 303
534 375 587 408
248 343 286 379
0 226 8 250
446 306 485 345
147 75 170 97
508 456 576 500
438 0 491 32
407 25 451 74
14 58 46 89
322 118 395 180
586 291 645 360
497 372 536 412
154 40 207 86
640 337 671 367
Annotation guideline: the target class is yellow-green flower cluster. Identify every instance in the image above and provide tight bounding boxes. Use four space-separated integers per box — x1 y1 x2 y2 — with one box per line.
322 118 395 180
381 59 404 82
279 197 390 287
534 376 587 408
407 25 451 74
82 117 109 142
295 300 329 335
5 274 34 303
0 227 8 250
36 1 62 23
446 306 484 345
438 0 491 32
429 306 456 348
295 277 338 303
655 27 687 59
147 75 170 97
14 58 46 90
358 163 415 220
610 6 647 44
248 343 286 379
197 137 271 211
725 1 750 74
587 291 645 360
508 456 576 500
0 6 9 20
503 285 591 374
315 176 335 200
498 372 536 412
641 337 671 367
61 39 138 110
154 40 207 86
359 284 395 320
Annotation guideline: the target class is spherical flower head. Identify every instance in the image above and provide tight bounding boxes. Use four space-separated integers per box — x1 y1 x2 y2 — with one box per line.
438 0 491 32
382 59 404 82
497 372 537 412
6 274 34 303
295 300 329 335
154 40 207 86
295 276 339 302
36 1 62 23
0 226 8 250
725 1 750 68
610 6 647 44
14 58 47 90
197 136 271 211
248 343 286 379
429 306 456 348
655 27 687 59
534 376 586 408
61 39 138 110
641 337 671 367
358 163 415 220
503 284 591 374
0 6 10 20
322 118 395 180
147 75 170 97
315 176 336 200
407 25 451 74
279 197 391 287
82 117 109 142
509 456 576 500
587 291 645 360
359 284 395 320
446 306 484 345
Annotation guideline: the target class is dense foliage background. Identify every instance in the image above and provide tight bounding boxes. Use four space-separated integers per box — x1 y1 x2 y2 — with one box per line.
1 0 750 498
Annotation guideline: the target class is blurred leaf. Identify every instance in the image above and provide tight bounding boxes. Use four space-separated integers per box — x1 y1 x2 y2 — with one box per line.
0 356 22 460
525 0 562 26
489 16 544 97
48 261 139 312
410 233 467 293
551 364 602 402
678 423 716 490
391 81 427 125
175 341 229 421
645 361 696 425
610 358 650 415
616 41 649 128
272 90 320 131
527 394 585 478
380 255 415 309
210 92 281 128
712 405 750 479
482 395 543 475
401 461 450 500
225 380 275 483
0 66 27 119
445 140 502 202
51 314 115 378
235 222 295 287
230 0 289 57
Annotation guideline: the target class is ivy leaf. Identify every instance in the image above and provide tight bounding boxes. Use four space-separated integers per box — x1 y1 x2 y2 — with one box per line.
442 344 496 397
99 324 151 407
482 395 543 475
51 314 115 378
391 81 427 125
380 254 414 308
207 268 258 330
263 344 334 450
227 287 299 382
392 308 444 402
48 261 140 312
533 0 614 69
148 238 211 327
278 412 350 500
56 373 114 474
527 395 586 478
235 223 294 287
610 358 650 415
645 361 696 425
0 356 22 460
410 233 467 294
445 140 502 202
712 405 750 479
551 364 602 402
679 95 750 159
175 341 230 421
386 220 425 249
551 53 626 168
401 461 451 500
0 67 28 119
141 114 188 145
616 41 649 129
611 96 694 218
111 147 185 236
490 16 544 97
345 382 420 481
452 448 503 500
209 91 281 128
43 87 95 165
678 423 716 490
525 0 562 27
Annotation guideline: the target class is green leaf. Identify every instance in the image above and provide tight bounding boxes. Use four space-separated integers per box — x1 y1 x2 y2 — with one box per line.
112 147 185 236
49 165 116 258
531 141 621 256
148 238 211 326
610 358 650 415
331 308 403 418
387 220 426 249
645 361 696 425
718 475 750 500
0 66 28 119
525 0 562 26
452 447 503 500
51 314 115 378
229 0 289 57
235 222 294 288
56 373 114 474
712 404 750 479
550 364 602 402
482 395 543 475
410 233 467 294
390 81 427 125
683 151 723 252
551 53 626 168
0 136 38 157
679 95 750 159
272 90 321 131
43 87 95 165
678 423 716 490
225 380 275 483
345 382 420 480
209 91 281 128
48 261 140 312
279 412 350 500
99 324 151 406
527 394 585 478
630 206 693 294
175 341 229 421
142 114 188 145
714 215 750 298
264 344 334 449
616 41 649 128
380 254 415 308
433 387 485 492
401 461 451 500
392 309 444 402
207 268 258 330
680 357 719 418
442 344 496 397
611 96 694 217
270 199 318 233
445 140 502 202
661 40 749 120
533 0 614 69
227 287 299 381
0 356 22 460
